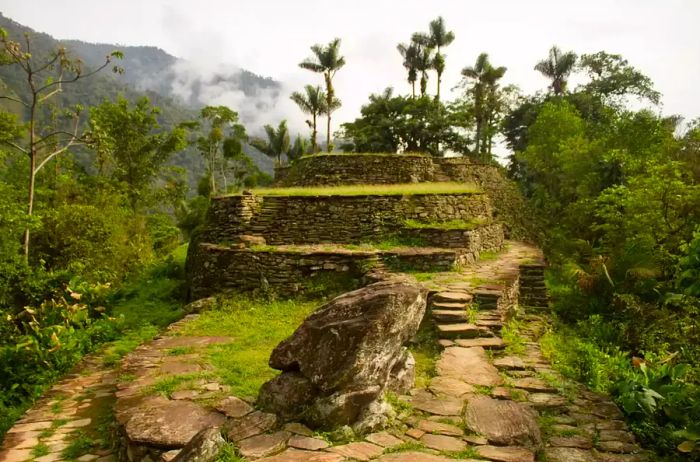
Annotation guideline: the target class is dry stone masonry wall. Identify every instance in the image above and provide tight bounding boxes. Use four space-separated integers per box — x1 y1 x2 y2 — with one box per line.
274 154 502 187
200 192 492 246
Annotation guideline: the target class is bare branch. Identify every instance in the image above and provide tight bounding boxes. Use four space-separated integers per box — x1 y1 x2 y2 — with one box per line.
1 140 28 154
34 115 81 174
35 59 111 94
0 95 28 107
33 52 61 74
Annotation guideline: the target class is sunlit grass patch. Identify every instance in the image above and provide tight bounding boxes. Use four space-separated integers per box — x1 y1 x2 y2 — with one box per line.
177 295 318 397
239 182 481 197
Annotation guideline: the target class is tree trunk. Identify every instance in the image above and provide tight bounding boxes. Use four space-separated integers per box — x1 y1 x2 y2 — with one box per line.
311 113 317 152
325 72 333 152
23 150 36 262
411 81 416 98
326 113 331 152
420 74 427 97
436 71 441 101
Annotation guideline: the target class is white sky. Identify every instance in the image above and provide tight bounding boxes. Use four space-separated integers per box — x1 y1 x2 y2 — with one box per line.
2 0 699 139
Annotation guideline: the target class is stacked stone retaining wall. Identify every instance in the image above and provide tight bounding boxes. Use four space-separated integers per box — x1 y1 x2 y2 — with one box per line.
201 192 492 246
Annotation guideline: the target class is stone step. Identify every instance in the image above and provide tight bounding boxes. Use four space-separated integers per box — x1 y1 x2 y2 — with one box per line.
432 310 469 323
432 292 473 304
436 323 492 339
430 301 468 311
476 319 503 331
454 337 506 350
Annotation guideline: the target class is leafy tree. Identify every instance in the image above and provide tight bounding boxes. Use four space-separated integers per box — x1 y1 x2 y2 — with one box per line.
196 105 248 196
413 17 455 101
87 96 188 211
461 53 508 156
299 38 346 152
288 135 309 162
397 42 420 98
340 89 464 156
0 28 122 259
290 85 326 153
251 120 290 165
534 45 577 95
578 51 661 105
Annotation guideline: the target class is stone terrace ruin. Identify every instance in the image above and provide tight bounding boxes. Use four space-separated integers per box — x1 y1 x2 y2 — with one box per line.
187 154 510 298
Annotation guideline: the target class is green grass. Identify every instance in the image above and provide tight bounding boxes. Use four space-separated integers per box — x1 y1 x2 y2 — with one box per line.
409 320 441 388
383 441 426 454
149 373 210 397
404 218 488 230
31 442 50 458
241 182 481 197
478 249 500 261
176 295 319 397
299 152 431 159
502 319 527 356
167 346 195 356
61 431 97 460
213 443 245 461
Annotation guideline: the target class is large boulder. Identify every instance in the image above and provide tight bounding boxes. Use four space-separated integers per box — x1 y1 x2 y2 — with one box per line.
258 280 427 431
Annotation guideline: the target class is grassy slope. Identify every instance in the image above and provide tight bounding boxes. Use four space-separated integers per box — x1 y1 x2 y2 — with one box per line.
234 182 481 197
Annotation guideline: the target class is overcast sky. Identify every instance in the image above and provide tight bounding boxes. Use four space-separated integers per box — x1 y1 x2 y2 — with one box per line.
2 0 698 141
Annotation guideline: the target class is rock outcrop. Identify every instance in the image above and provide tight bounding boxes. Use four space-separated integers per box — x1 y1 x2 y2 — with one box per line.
257 280 427 432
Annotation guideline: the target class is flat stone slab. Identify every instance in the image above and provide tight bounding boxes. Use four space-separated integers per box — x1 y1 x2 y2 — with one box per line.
288 435 329 451
239 431 291 459
436 347 502 386
377 452 480 462
528 392 567 409
123 397 225 446
512 377 557 393
365 432 403 448
542 447 596 462
454 338 505 350
420 433 468 452
436 323 482 339
432 310 468 323
226 411 278 441
432 292 472 304
549 436 594 449
475 445 535 462
327 442 384 461
464 395 541 446
493 356 525 371
410 390 464 415
432 302 468 310
429 376 476 397
216 396 253 418
257 449 344 462
416 419 463 437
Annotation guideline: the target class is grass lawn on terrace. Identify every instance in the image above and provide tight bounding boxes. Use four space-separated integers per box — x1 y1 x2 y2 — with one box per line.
231 182 481 197
174 295 319 397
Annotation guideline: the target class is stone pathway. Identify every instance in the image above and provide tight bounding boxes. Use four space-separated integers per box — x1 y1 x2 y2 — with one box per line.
1 241 650 462
0 355 118 462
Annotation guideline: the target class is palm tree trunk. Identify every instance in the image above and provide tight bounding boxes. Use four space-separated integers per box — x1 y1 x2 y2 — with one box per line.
411 81 416 98
325 72 333 152
326 114 331 152
311 113 317 152
436 72 441 101
420 73 427 97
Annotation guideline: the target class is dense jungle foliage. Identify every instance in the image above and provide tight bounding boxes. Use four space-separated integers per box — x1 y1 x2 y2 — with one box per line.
0 13 698 460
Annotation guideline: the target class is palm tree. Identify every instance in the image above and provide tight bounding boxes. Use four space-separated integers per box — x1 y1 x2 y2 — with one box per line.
288 135 309 162
290 85 327 153
251 120 290 165
462 53 507 155
397 42 420 98
413 42 435 97
299 38 346 152
534 46 577 95
415 17 455 100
